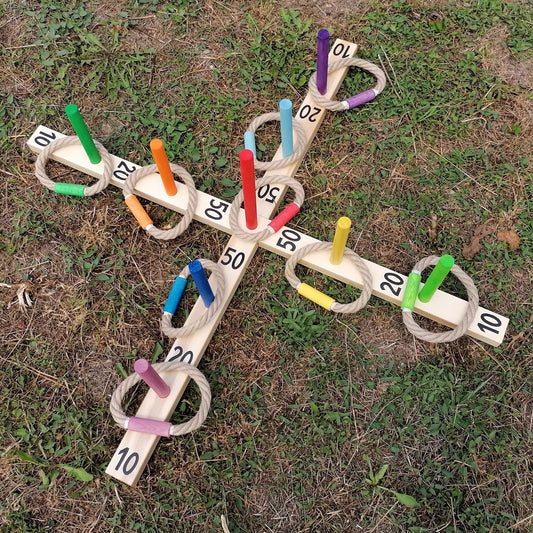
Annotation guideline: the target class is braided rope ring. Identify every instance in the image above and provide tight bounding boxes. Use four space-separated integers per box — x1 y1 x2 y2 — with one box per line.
161 259 225 339
35 135 114 195
110 360 211 436
285 241 373 314
308 57 387 112
402 255 479 343
228 174 305 242
123 163 198 240
246 112 307 171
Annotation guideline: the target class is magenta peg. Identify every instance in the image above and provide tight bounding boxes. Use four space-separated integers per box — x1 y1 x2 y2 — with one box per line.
127 417 172 436
134 358 171 398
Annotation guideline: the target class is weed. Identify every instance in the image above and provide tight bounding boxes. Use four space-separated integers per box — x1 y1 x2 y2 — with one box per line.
361 456 419 508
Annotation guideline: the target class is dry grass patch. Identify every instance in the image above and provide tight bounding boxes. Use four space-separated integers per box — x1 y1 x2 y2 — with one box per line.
481 25 533 89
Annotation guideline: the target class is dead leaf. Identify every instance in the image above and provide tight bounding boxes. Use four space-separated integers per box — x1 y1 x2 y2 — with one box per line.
427 213 438 241
497 230 520 251
463 220 494 260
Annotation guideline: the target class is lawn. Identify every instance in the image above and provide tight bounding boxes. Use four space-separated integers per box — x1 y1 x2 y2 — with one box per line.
0 1 531 532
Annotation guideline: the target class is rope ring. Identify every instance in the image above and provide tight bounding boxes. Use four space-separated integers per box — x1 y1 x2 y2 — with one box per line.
228 174 305 242
123 163 198 240
308 57 387 112
246 112 307 171
35 135 114 196
161 259 225 339
402 255 479 343
285 241 373 314
110 360 211 436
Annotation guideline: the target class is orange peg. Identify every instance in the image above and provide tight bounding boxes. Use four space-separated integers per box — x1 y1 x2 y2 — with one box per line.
150 139 178 196
125 195 154 229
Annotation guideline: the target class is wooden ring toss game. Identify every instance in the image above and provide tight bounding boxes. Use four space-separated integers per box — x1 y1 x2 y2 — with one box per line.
27 34 509 486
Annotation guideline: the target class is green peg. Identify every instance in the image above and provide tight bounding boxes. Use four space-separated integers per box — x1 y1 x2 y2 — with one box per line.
54 183 87 196
65 104 101 164
418 255 455 303
401 271 421 311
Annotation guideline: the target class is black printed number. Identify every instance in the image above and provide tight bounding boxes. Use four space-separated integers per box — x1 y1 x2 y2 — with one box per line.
477 313 502 335
205 199 230 221
221 247 245 270
258 185 280 203
113 160 138 181
34 130 57 147
169 345 194 364
298 105 321 123
379 272 404 297
332 43 352 58
115 447 139 476
276 229 301 252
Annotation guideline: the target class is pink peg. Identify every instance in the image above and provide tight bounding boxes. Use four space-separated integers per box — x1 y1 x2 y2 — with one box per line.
134 358 171 398
128 417 172 436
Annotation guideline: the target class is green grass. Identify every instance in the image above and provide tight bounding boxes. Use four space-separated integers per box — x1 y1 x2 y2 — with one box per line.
368 360 527 531
1 0 532 532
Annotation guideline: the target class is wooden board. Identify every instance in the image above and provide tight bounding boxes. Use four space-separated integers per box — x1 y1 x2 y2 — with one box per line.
27 129 509 348
27 39 508 485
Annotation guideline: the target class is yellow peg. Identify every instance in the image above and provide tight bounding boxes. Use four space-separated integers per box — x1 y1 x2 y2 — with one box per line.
298 283 335 311
330 216 351 265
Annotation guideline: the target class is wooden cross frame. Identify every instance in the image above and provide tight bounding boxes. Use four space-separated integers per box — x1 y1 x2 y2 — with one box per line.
27 39 509 486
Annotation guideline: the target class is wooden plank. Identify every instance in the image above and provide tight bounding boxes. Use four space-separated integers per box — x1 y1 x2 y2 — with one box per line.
112 39 359 485
102 39 359 485
27 134 509 348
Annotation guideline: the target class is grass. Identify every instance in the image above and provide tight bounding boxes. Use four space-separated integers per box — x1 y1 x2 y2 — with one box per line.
1 0 532 531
